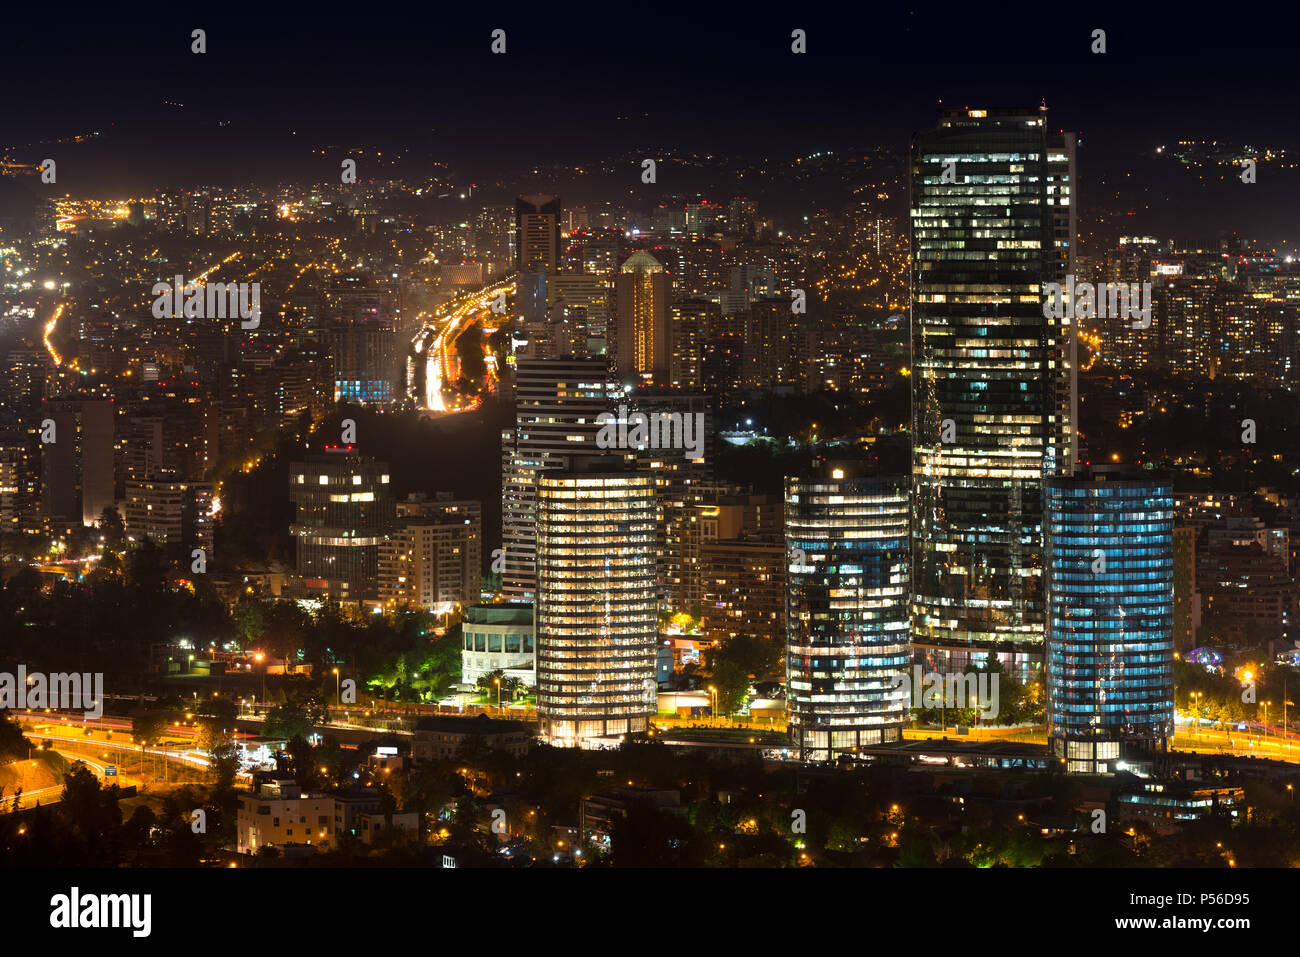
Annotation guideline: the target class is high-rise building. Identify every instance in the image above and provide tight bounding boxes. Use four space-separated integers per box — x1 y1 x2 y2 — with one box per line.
289 449 395 600
378 493 482 611
669 299 719 389
785 465 911 763
546 273 612 347
472 205 515 277
500 357 620 601
39 397 115 527
535 462 658 747
1043 470 1175 774
327 307 398 405
122 473 215 559
614 251 671 384
699 536 786 643
910 105 1078 679
0 441 34 537
663 485 781 610
624 389 713 602
515 194 561 273
1172 525 1200 652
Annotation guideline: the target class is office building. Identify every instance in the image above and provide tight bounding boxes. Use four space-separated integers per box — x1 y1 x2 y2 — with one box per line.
614 251 671 383
515 194 561 273
535 462 658 747
500 357 620 601
910 105 1078 678
1043 470 1175 774
289 449 395 600
785 465 911 763
460 603 536 689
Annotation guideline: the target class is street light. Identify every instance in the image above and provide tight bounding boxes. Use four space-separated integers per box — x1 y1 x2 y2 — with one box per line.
494 677 501 712
333 667 340 707
708 685 717 724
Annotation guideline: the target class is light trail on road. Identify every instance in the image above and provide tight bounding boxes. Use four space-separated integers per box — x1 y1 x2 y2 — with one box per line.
415 277 515 413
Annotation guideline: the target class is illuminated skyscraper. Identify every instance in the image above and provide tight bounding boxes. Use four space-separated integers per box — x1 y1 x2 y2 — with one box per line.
1044 470 1175 774
515 194 561 273
785 464 911 763
615 251 671 383
535 462 658 747
289 449 395 600
909 105 1077 678
500 358 620 601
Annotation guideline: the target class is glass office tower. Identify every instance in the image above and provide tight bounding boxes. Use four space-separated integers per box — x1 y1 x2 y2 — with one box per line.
535 462 658 747
1044 471 1175 774
785 465 911 763
910 105 1078 679
289 449 395 600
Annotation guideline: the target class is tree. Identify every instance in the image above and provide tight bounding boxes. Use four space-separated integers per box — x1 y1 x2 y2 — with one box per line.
194 697 238 757
96 506 125 553
208 741 240 792
60 762 123 860
264 700 313 741
0 716 30 762
477 669 509 703
704 634 782 714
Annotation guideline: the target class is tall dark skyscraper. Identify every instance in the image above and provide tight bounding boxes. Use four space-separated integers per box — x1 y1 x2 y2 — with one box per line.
515 194 562 274
39 398 115 527
1044 470 1175 774
289 449 395 600
909 105 1078 678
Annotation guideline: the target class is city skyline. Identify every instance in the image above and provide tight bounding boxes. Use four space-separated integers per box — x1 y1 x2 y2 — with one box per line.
3 7 1300 916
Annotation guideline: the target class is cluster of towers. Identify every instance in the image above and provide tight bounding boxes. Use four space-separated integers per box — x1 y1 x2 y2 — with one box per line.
526 107 1174 771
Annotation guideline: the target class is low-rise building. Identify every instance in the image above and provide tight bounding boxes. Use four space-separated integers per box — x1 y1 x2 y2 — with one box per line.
357 810 420 846
412 714 531 761
237 774 336 854
460 603 535 688
1115 780 1245 834
580 787 685 854
331 787 383 840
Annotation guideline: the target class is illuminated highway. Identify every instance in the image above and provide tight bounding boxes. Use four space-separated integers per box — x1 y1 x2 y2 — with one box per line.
413 277 515 413
42 303 64 366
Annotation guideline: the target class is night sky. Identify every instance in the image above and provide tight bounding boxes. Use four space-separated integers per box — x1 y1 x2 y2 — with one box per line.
5 1 1298 244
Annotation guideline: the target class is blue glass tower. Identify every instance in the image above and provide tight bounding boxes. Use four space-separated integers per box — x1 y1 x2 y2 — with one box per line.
785 465 911 763
1044 470 1174 774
